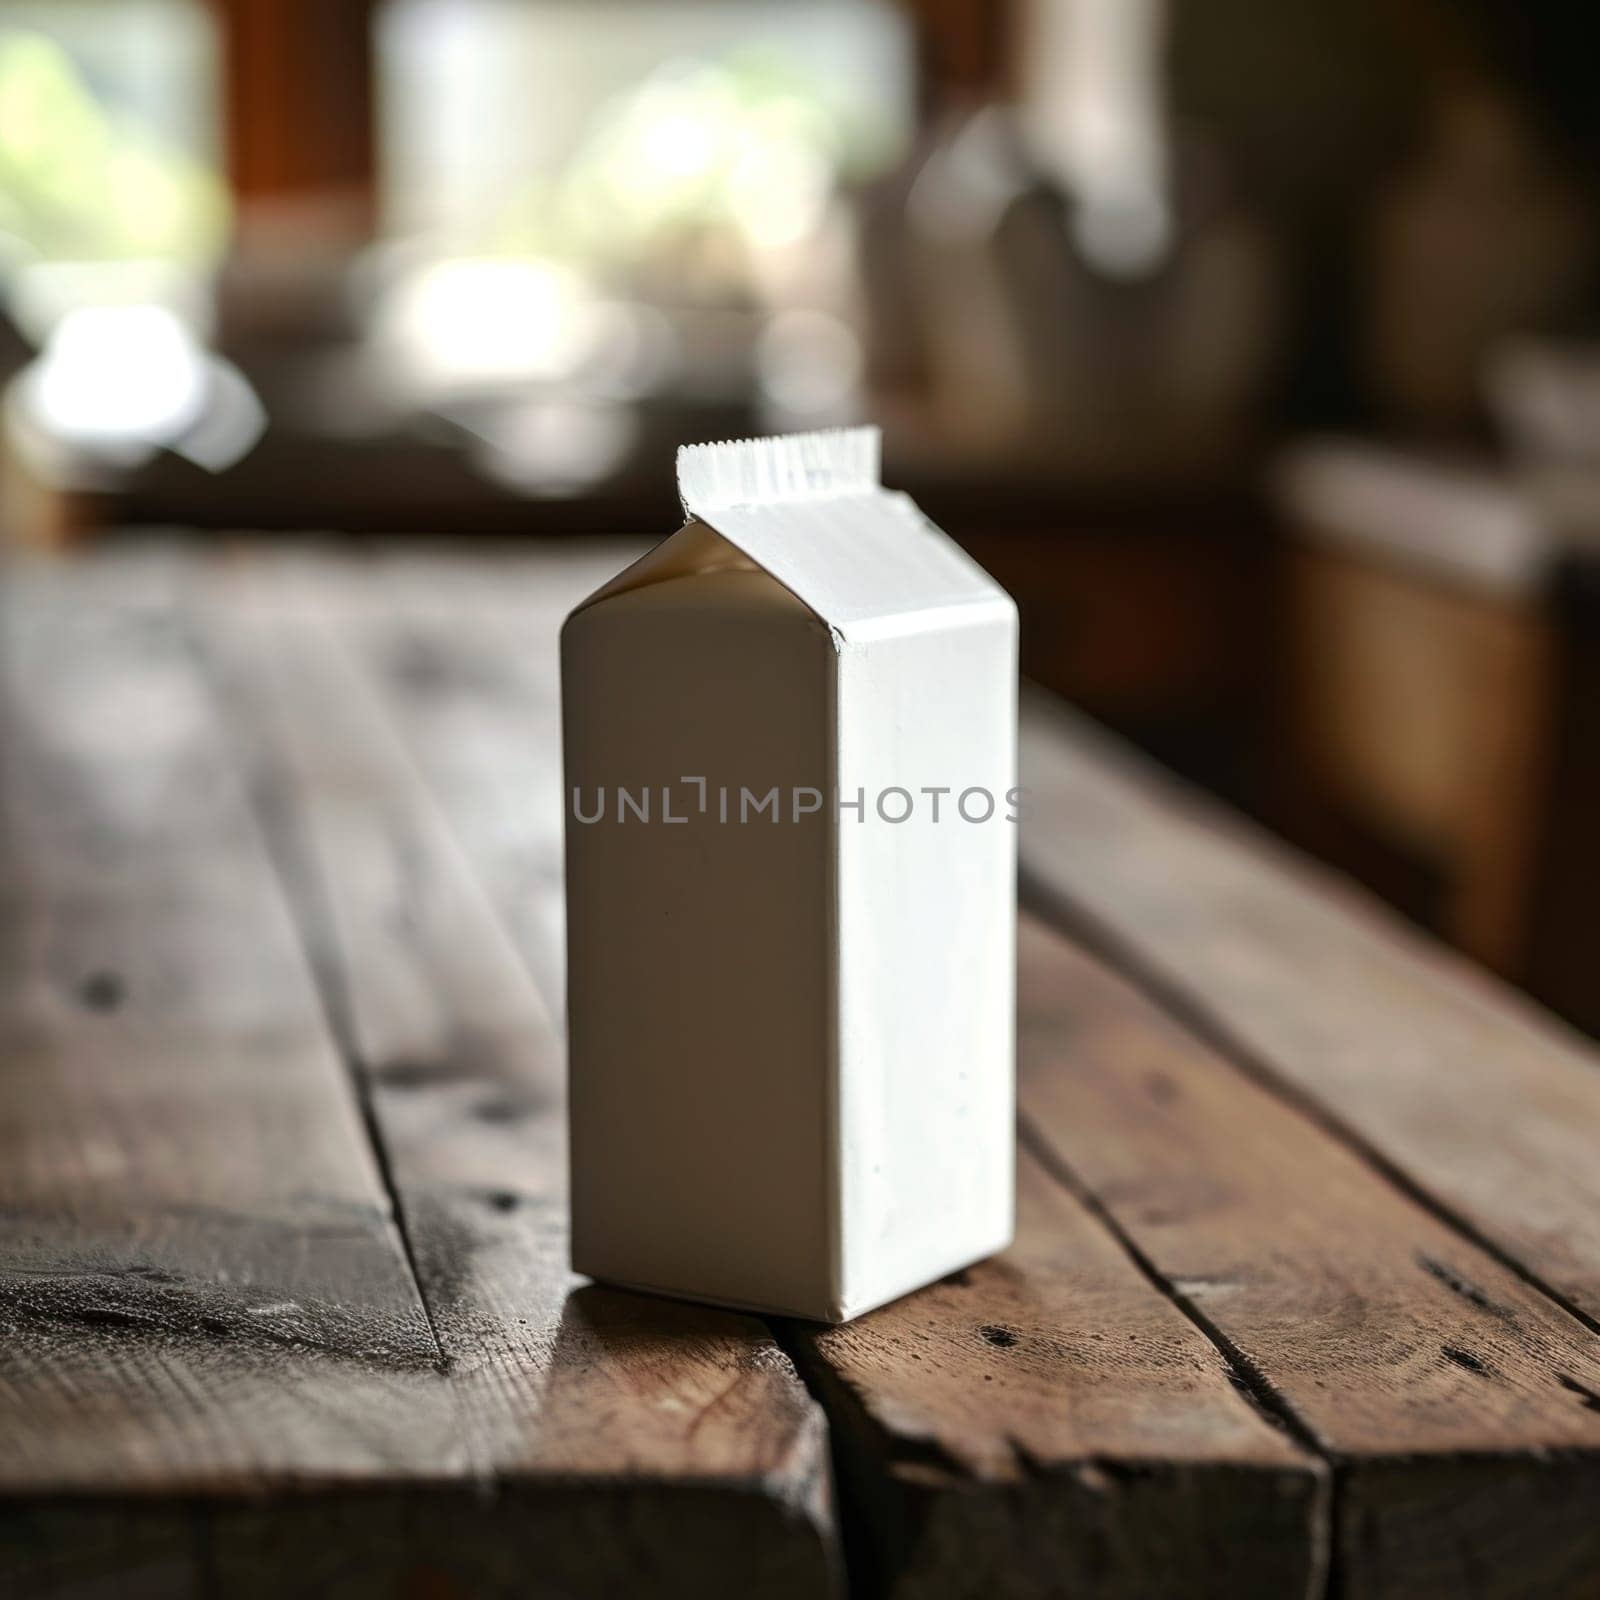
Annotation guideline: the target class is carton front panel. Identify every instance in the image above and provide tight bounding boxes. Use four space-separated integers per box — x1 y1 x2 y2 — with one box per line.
561 572 837 1314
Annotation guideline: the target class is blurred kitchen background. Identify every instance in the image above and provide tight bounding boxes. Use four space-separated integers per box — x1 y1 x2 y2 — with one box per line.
2 0 1597 1033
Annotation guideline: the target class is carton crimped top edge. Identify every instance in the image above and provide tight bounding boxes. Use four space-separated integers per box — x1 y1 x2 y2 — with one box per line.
677 427 882 518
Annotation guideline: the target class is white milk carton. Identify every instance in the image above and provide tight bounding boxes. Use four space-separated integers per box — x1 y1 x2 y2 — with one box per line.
561 428 1017 1321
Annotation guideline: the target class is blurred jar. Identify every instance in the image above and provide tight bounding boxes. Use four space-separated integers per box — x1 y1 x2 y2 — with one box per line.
856 0 1284 473
861 102 1282 474
1363 86 1597 437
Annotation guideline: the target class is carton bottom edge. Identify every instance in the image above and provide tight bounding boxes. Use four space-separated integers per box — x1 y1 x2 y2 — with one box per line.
574 1228 1016 1326
571 1266 847 1325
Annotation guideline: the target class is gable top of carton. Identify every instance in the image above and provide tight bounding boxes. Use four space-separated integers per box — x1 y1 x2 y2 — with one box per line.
677 428 1012 641
572 428 1015 646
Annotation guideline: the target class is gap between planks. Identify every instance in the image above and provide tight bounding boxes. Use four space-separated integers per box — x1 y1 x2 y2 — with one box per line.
1024 860 1600 1352
190 569 456 1381
1014 1113 1326 1464
0 549 475 1596
1013 916 1600 1599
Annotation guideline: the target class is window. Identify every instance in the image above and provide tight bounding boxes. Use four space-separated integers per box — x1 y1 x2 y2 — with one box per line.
376 0 913 267
0 1 225 279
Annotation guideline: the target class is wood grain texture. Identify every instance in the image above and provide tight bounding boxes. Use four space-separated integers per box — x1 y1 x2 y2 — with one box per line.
0 556 464 1594
239 544 637 1021
1018 915 1600 1599
787 1146 1324 1600
1020 688 1600 1330
356 544 640 1018
194 556 838 1598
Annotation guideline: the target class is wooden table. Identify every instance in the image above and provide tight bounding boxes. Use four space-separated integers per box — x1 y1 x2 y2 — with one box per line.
4 544 1600 1600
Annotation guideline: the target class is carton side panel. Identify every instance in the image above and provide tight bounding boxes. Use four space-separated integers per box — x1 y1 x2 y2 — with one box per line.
834 614 1019 1316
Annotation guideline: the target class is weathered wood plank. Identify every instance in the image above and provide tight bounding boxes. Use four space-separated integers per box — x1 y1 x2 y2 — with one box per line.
0 556 465 1594
1020 689 1600 1329
195 557 838 1598
1018 913 1600 1599
357 543 644 1017
789 1145 1325 1599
